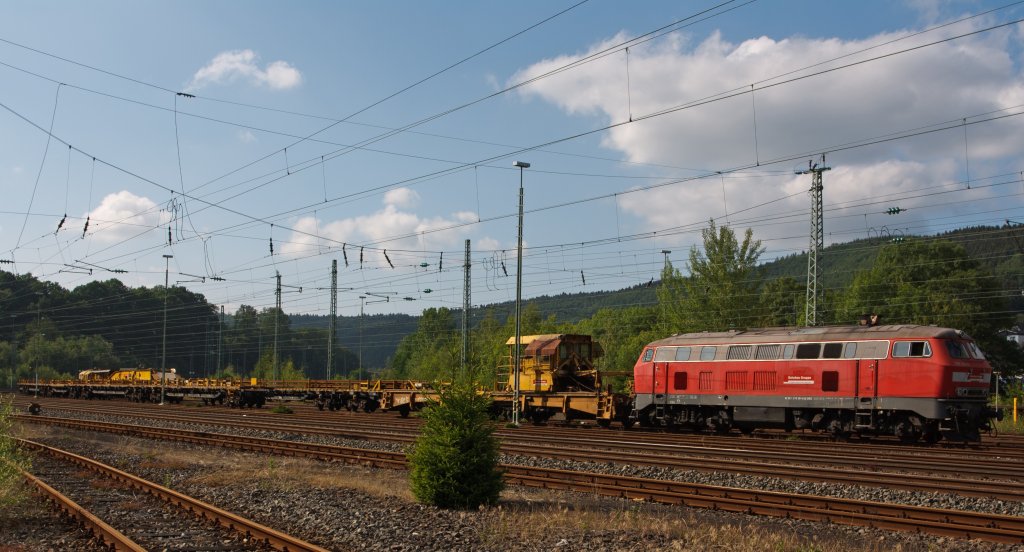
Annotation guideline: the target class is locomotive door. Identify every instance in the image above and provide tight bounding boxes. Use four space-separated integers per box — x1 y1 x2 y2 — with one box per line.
857 360 878 398
653 362 669 402
855 359 878 427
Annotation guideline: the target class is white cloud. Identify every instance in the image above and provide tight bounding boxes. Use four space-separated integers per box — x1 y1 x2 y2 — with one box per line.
85 191 166 244
383 188 420 209
512 22 1023 241
237 130 257 143
11 166 22 174
281 199 478 257
187 50 303 91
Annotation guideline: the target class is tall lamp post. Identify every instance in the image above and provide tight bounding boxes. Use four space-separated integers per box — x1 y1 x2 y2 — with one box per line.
161 254 173 405
34 292 43 398
512 160 530 426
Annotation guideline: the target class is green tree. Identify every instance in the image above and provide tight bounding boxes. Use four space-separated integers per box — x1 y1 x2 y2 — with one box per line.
659 220 764 332
836 239 1008 333
836 238 1021 372
407 382 503 508
756 276 804 327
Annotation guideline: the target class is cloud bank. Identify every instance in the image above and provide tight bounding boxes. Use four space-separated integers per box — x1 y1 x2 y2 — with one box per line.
187 49 303 91
511 21 1024 241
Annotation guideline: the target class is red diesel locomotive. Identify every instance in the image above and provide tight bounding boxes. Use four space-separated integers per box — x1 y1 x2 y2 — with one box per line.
632 324 1001 442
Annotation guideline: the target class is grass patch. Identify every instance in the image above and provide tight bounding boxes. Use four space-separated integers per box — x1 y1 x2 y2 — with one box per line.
270 404 294 414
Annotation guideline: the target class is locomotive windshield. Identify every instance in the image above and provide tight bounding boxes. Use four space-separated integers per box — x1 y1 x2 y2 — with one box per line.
945 340 986 360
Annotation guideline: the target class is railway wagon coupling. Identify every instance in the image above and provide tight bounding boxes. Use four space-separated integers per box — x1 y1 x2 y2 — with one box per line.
632 323 1002 442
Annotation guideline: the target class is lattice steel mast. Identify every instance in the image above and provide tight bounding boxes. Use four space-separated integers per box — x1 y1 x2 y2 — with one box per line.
462 239 471 376
328 259 338 380
796 155 830 326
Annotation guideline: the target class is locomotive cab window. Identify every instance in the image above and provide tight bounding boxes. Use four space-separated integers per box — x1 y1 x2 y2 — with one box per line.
700 346 717 361
822 343 843 359
642 349 653 362
892 341 931 358
946 341 967 359
796 343 821 359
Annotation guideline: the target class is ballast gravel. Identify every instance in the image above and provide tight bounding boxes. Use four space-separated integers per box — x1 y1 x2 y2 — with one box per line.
34 405 1024 517
12 405 1024 551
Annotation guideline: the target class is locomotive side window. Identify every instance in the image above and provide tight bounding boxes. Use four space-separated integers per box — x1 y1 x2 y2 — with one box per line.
782 344 795 359
822 371 839 392
642 349 653 362
674 347 691 361
968 342 986 359
822 343 843 359
893 341 932 357
674 371 687 390
843 342 858 358
796 343 821 359
727 345 752 360
700 346 717 361
756 344 780 360
698 371 713 390
654 347 675 362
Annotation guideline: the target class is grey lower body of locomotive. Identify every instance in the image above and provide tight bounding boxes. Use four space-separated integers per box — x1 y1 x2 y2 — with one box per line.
633 393 1001 442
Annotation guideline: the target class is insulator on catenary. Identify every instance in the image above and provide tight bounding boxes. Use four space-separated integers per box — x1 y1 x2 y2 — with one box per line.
384 249 394 269
82 216 90 238
343 244 348 267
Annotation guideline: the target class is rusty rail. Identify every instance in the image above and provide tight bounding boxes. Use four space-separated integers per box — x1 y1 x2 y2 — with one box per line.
18 438 330 552
17 465 145 551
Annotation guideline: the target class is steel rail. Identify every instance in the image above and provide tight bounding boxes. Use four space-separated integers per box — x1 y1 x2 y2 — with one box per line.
16 465 145 551
17 438 331 552
16 415 1024 545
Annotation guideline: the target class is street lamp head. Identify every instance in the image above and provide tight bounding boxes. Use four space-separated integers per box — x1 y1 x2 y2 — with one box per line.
163 254 173 259
512 161 530 169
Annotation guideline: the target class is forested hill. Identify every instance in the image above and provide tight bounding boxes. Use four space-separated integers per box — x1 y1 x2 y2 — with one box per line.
292 224 1022 365
289 312 418 370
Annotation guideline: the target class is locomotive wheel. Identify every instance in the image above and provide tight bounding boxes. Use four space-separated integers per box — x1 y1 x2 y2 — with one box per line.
596 419 611 428
316 402 324 411
894 416 921 444
620 418 635 430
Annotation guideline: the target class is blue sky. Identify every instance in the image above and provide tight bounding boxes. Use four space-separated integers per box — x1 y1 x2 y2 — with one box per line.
2 0 1024 318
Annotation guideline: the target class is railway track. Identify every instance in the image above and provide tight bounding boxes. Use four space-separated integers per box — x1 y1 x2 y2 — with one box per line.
18 438 330 552
15 398 1024 487
18 416 1024 546
20 412 1024 503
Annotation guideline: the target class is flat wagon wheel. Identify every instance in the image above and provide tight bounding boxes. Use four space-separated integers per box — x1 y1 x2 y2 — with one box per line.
397 404 411 418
